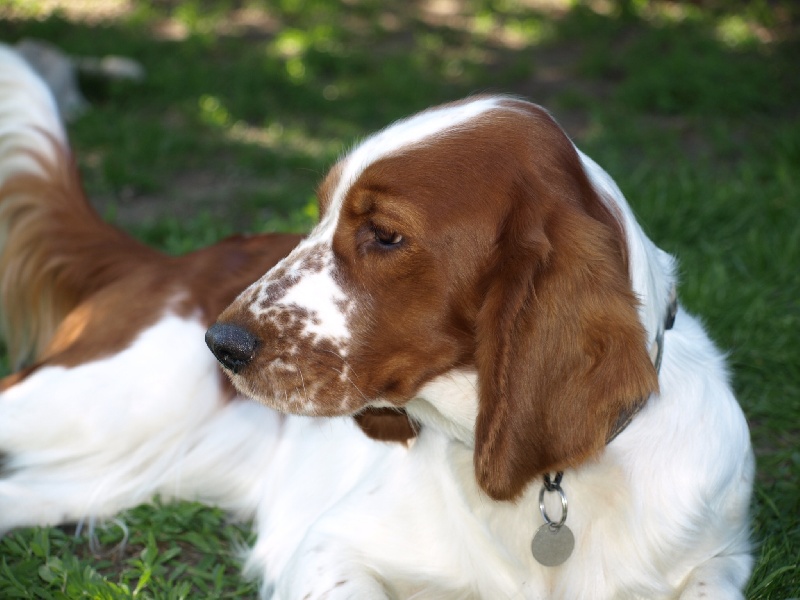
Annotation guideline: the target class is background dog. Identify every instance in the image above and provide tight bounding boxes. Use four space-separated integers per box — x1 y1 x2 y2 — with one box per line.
0 44 300 533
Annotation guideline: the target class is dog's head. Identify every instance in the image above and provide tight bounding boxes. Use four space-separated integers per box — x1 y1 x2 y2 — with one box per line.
207 97 659 500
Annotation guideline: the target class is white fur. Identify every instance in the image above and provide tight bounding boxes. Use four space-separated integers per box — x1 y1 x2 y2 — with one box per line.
0 56 753 600
578 150 677 345
248 311 754 598
0 45 66 186
0 313 279 531
264 250 350 344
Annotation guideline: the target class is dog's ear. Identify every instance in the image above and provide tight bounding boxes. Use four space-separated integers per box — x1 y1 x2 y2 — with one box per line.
354 408 418 443
473 125 658 501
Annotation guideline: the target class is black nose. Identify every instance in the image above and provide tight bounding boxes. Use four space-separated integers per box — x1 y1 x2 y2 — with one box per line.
205 322 259 374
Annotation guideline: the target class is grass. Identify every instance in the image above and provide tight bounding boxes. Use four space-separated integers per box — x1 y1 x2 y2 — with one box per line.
0 0 798 597
0 500 257 599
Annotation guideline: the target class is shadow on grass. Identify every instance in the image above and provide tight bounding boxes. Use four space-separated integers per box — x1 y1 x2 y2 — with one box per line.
0 0 796 235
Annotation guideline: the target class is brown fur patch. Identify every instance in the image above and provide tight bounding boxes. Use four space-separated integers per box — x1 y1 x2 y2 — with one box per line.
354 407 419 443
0 140 301 390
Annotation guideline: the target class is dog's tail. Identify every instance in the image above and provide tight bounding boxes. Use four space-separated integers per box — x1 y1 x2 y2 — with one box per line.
0 44 160 369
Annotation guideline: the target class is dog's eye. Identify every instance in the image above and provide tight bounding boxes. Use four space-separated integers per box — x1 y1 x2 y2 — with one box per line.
373 227 403 247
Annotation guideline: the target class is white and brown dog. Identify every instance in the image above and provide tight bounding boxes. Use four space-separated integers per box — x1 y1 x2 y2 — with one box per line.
1 45 754 599
0 44 300 529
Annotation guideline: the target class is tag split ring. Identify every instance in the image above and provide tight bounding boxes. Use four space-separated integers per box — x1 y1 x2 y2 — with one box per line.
539 483 568 529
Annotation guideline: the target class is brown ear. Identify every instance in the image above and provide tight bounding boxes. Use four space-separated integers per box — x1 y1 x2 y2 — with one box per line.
473 140 658 501
354 407 418 443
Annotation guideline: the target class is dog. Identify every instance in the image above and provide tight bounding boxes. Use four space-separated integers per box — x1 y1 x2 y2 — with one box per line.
1 45 754 598
206 96 755 598
0 44 300 530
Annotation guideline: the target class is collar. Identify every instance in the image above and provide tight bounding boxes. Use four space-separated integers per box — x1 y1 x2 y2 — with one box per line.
606 286 678 445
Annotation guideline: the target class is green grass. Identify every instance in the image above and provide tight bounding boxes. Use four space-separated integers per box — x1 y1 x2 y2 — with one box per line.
0 501 257 599
0 0 798 597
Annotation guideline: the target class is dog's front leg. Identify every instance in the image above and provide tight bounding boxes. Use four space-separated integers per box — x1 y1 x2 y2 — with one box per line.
678 553 753 600
272 542 391 600
272 576 390 600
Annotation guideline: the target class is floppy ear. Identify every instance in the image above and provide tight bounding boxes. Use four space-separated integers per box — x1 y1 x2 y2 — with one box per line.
473 140 658 502
354 407 418 443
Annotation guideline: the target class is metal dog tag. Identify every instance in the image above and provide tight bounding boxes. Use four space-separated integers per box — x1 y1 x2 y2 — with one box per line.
532 472 574 566
531 523 575 567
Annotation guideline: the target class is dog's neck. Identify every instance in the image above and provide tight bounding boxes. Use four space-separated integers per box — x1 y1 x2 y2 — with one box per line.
406 371 479 447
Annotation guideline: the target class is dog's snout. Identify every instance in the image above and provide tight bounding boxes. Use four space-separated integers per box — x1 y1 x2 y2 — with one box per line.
205 322 259 374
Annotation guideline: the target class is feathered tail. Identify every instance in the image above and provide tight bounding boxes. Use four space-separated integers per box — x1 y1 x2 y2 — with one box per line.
0 44 159 369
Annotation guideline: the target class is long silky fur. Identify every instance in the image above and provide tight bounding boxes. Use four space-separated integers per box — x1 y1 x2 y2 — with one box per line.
0 46 158 369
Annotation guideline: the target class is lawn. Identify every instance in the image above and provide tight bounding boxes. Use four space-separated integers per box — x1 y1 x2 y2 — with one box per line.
0 0 797 598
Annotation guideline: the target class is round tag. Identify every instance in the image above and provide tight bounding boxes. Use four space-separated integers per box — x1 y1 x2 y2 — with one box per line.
531 523 575 567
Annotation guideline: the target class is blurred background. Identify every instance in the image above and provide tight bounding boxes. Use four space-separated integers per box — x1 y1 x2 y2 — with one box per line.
0 1 797 598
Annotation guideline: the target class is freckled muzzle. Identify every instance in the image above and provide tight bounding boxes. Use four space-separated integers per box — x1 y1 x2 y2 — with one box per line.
207 309 361 415
206 242 364 416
